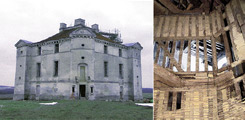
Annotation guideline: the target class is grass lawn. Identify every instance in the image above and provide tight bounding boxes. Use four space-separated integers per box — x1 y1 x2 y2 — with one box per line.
0 100 152 120
143 93 153 99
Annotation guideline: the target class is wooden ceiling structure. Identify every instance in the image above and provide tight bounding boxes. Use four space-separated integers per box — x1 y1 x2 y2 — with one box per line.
154 0 245 119
155 0 231 15
153 0 237 85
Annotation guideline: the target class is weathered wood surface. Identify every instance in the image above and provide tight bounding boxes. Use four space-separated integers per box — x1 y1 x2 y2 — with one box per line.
154 63 183 87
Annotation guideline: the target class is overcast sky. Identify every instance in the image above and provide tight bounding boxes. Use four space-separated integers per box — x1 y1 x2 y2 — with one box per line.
0 0 153 88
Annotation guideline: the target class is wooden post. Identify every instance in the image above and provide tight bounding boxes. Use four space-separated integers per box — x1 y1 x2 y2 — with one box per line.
162 41 168 68
222 33 232 65
211 37 218 76
204 39 208 71
172 92 177 111
170 41 176 69
196 40 199 71
219 10 232 65
187 40 191 72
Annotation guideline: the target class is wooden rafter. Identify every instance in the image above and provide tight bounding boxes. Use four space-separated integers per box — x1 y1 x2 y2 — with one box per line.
158 42 184 72
158 0 205 14
154 63 183 87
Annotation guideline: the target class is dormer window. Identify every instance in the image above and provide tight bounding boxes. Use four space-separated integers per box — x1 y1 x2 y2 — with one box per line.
55 44 59 53
104 45 108 54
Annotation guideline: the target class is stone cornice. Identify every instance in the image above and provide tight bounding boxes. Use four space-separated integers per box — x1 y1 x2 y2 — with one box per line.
17 36 142 52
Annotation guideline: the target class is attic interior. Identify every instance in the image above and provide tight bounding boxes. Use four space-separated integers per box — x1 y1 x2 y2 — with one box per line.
154 0 245 119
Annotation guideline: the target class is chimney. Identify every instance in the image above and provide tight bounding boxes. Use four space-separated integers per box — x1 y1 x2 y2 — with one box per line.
91 24 99 32
74 18 85 26
59 23 67 32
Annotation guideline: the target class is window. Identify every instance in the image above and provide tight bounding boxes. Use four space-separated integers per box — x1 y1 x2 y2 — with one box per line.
91 86 94 94
119 49 122 57
72 85 75 93
38 47 41 55
167 92 173 111
104 61 108 77
119 64 123 79
55 44 59 53
20 51 23 54
104 45 108 54
37 63 41 77
54 61 59 76
176 92 182 109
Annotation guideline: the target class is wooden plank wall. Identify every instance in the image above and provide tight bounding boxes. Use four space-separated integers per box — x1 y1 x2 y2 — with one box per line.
154 1 245 120
154 9 241 74
154 86 218 120
154 12 222 39
225 0 245 60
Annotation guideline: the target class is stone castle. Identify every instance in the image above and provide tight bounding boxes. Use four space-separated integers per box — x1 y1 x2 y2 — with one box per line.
14 18 143 101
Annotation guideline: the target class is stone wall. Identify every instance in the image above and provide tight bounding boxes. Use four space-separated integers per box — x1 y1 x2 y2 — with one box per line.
14 36 143 101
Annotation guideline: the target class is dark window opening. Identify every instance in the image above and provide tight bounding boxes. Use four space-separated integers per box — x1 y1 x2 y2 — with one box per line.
167 92 173 111
72 85 75 93
233 63 244 78
226 31 235 62
37 63 41 77
20 51 23 54
91 86 93 94
54 61 59 76
176 92 182 109
19 77 21 80
38 47 41 55
81 56 85 59
119 49 122 57
224 18 228 27
20 65 22 67
230 84 236 98
104 45 108 54
239 80 245 100
81 44 85 46
104 61 108 77
119 64 123 79
168 41 173 53
55 44 59 53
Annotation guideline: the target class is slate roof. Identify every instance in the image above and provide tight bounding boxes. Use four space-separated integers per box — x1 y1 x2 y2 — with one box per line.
16 25 142 49
21 40 33 44
123 42 137 46
41 28 77 42
38 27 118 44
